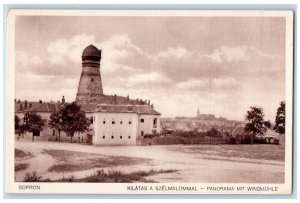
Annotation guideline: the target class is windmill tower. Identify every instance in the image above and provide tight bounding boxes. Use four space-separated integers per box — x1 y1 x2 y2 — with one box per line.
76 44 104 104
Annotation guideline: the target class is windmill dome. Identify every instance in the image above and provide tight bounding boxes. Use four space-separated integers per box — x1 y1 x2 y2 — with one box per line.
82 44 101 61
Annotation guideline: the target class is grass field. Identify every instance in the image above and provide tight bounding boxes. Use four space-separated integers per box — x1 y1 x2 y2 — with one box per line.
15 163 29 172
44 149 152 173
15 148 32 159
24 169 177 182
167 144 285 161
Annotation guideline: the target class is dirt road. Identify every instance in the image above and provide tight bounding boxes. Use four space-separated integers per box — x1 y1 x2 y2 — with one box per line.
14 140 285 183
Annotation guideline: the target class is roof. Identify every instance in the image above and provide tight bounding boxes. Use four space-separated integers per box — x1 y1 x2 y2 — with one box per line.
82 44 101 57
15 101 67 113
83 94 148 106
90 104 161 115
232 126 245 137
15 100 161 116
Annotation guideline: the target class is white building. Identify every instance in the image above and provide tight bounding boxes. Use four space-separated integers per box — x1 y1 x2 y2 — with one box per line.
87 104 161 145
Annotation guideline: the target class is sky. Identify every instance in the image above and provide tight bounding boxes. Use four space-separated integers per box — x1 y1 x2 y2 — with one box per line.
14 15 286 121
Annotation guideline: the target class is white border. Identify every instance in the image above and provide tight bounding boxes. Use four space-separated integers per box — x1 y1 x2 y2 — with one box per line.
5 9 294 195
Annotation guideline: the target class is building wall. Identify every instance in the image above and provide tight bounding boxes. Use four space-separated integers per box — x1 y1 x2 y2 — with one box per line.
93 112 138 145
137 114 161 137
76 65 103 104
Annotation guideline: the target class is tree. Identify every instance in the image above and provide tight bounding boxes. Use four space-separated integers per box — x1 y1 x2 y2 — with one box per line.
15 115 21 140
15 115 20 131
48 112 63 143
244 106 271 144
206 127 219 137
21 112 45 142
274 101 285 135
60 102 90 143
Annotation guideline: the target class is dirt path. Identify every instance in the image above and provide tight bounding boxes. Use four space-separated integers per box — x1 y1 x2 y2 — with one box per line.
14 140 285 183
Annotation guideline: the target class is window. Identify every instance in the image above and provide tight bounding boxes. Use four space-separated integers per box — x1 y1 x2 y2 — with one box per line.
111 136 114 139
103 136 105 139
129 121 132 125
127 106 133 112
153 118 157 128
140 118 144 123
90 116 93 124
141 131 144 137
112 121 115 124
120 136 123 139
153 118 157 125
128 136 131 139
103 120 106 124
120 121 123 124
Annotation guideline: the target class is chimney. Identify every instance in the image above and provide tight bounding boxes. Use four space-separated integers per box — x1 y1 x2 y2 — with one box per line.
127 95 129 101
151 104 154 109
148 100 150 106
139 99 143 104
24 100 28 109
39 100 42 104
29 103 32 108
62 96 65 104
18 99 20 103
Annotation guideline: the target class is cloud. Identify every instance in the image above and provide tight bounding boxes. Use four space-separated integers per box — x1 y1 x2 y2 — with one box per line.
213 77 238 89
176 79 208 89
16 51 43 69
47 34 96 65
128 72 171 85
176 77 238 92
208 46 249 63
15 32 285 121
157 46 188 58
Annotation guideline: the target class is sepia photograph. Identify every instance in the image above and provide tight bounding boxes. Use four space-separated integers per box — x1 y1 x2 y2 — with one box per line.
5 9 293 194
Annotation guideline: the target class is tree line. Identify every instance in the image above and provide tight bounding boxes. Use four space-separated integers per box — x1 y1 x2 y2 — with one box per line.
15 102 91 142
14 100 286 144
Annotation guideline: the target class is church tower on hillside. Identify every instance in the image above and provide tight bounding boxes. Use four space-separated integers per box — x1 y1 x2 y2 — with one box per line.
76 44 104 105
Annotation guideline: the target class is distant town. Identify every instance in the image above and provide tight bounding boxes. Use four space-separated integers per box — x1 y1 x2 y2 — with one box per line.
161 109 244 133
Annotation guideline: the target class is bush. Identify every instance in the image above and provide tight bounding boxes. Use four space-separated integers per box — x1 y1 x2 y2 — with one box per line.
144 134 155 139
24 172 42 182
228 137 237 144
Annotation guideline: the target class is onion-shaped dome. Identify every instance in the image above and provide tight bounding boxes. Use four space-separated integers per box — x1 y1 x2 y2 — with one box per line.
82 44 101 61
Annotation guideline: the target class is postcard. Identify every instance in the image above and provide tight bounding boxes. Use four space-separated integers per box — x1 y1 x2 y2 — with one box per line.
5 9 294 194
